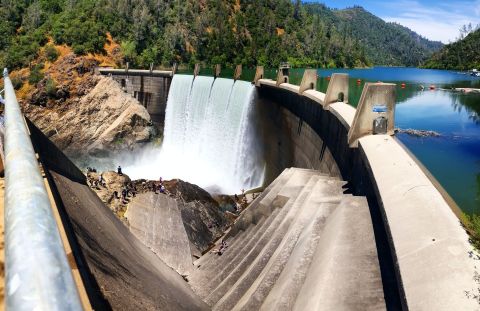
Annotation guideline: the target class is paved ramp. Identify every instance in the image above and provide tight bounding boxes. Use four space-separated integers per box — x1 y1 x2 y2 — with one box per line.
125 193 193 275
189 168 385 310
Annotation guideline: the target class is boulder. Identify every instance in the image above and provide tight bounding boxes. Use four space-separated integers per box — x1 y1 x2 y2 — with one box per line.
25 76 155 157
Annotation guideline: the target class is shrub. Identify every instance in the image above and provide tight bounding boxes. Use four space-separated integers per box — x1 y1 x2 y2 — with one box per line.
45 78 57 98
45 44 59 62
11 77 24 90
28 63 44 85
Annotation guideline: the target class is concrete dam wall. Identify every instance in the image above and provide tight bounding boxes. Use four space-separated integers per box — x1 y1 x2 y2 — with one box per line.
16 68 477 310
96 69 478 309
248 76 478 310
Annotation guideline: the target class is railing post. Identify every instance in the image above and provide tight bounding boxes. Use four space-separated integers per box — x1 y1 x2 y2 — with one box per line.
253 66 264 86
3 68 82 310
193 63 201 77
171 63 178 75
299 69 317 94
214 64 221 78
234 65 242 81
347 82 396 147
276 62 290 86
324 73 349 108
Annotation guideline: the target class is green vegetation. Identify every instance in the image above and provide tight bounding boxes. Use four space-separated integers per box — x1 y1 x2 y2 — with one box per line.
0 1 442 71
28 63 44 84
45 44 60 62
424 28 480 70
45 78 57 98
10 76 24 90
304 4 443 66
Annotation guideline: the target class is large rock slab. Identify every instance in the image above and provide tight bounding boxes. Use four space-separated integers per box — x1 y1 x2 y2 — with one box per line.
125 193 193 275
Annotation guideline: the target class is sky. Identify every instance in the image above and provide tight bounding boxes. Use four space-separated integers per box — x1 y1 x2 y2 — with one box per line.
304 0 480 43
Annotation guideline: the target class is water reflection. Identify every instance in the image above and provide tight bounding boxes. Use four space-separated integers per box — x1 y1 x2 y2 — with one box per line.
450 93 480 124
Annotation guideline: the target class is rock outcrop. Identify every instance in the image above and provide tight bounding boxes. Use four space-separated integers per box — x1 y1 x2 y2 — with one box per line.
24 76 154 157
87 171 231 259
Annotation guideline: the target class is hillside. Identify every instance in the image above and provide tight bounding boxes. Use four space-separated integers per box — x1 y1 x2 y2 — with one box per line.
304 4 443 66
0 1 442 71
424 28 480 70
0 0 367 70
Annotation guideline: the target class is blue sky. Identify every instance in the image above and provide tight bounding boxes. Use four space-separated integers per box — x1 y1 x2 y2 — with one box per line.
303 0 480 43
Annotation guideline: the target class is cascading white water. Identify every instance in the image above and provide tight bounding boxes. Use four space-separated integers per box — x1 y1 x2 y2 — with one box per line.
124 74 264 194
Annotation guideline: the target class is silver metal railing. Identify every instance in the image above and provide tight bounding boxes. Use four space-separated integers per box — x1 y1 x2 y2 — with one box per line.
3 68 82 310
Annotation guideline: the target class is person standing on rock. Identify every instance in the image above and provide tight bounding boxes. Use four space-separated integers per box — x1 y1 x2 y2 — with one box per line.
99 174 105 187
117 165 123 175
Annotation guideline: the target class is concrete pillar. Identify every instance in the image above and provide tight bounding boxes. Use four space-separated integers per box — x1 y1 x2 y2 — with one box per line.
234 65 242 81
299 69 317 94
214 64 221 78
125 62 129 74
149 63 154 73
347 82 396 147
193 64 200 77
276 63 290 86
253 66 264 86
324 73 349 108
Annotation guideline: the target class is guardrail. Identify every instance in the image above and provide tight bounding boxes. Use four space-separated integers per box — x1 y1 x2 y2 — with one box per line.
3 68 82 310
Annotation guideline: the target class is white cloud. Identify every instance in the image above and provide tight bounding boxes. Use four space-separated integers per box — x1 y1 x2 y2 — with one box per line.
380 0 480 43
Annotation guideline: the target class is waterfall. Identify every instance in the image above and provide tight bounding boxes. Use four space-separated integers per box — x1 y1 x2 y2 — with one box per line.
125 74 264 194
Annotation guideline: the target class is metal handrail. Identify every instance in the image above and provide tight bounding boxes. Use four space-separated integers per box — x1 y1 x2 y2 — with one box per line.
3 68 82 310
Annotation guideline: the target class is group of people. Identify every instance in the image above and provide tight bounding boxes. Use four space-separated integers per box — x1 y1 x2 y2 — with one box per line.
114 182 137 204
86 168 108 189
87 164 171 204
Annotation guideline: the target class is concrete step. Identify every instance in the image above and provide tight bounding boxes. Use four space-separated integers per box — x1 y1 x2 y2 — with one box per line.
205 175 322 306
194 217 264 276
193 225 250 271
228 179 345 311
192 169 320 296
190 208 281 299
257 202 339 311
192 169 297 276
227 169 294 237
287 196 386 310
192 197 292 300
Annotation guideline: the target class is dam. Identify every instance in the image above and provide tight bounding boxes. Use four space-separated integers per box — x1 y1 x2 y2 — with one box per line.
1 65 478 310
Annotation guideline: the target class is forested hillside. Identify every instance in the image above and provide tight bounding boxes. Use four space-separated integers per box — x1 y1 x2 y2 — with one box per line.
0 0 441 70
304 4 443 66
424 28 480 70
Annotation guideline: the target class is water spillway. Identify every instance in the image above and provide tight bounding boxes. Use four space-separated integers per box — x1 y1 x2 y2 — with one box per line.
126 75 264 194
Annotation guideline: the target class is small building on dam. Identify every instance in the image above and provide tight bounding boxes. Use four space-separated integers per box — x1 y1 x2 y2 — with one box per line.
2 65 478 310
